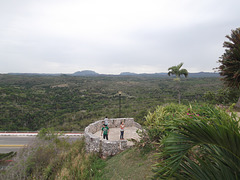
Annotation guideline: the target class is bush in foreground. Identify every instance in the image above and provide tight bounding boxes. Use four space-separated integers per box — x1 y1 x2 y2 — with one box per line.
145 103 240 179
1 134 105 180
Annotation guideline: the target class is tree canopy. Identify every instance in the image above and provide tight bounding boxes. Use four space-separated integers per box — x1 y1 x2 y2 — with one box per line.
168 62 188 104
217 28 240 89
168 62 188 79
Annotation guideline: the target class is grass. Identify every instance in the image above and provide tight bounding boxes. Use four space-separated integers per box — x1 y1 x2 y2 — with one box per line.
101 147 155 180
0 137 106 180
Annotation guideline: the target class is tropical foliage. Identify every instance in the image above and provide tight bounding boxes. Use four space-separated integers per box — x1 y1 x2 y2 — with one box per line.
204 88 240 104
217 27 240 107
145 103 240 179
168 62 189 79
217 28 240 88
168 63 188 104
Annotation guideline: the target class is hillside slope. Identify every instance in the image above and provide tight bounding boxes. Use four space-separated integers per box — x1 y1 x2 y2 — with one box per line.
102 148 155 180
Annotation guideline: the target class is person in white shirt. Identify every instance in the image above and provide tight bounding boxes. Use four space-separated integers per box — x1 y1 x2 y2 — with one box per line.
104 116 108 126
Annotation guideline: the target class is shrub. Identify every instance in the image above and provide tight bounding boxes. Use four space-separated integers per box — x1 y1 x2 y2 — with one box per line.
144 103 188 142
146 103 240 179
1 136 105 180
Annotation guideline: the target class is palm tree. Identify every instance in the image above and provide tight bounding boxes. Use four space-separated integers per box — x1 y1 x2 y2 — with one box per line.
153 105 240 179
217 27 240 108
168 62 188 104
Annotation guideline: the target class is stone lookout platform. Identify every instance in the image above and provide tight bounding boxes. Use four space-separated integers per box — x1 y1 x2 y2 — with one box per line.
84 118 142 157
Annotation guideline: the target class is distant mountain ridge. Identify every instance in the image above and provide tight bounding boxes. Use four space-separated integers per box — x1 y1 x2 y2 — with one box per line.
7 70 220 77
120 72 138 76
72 70 99 76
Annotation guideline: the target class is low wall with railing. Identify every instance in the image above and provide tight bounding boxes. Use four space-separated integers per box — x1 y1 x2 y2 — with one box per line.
84 118 141 157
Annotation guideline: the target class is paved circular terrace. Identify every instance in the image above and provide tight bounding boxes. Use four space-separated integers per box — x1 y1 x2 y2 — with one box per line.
93 126 140 146
85 118 142 156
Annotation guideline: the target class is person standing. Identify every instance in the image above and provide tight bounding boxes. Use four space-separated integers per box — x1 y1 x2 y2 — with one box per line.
104 116 108 126
120 122 125 140
101 124 109 140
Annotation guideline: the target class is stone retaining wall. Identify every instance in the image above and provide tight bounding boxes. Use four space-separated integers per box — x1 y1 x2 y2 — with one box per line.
84 118 141 157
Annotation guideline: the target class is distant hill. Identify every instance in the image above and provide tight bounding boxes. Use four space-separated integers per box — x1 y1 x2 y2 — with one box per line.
119 72 138 76
188 72 220 78
119 72 220 78
72 70 99 76
7 71 220 78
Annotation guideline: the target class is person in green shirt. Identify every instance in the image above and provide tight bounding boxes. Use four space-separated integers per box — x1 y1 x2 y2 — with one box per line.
101 124 109 140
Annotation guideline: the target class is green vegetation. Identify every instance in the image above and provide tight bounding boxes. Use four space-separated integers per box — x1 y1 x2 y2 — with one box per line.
168 62 188 104
2 103 239 179
144 103 240 179
0 74 229 131
1 134 105 180
1 129 155 179
0 152 16 170
1 67 240 179
217 27 240 89
216 27 240 108
101 148 154 180
167 62 189 79
0 152 16 160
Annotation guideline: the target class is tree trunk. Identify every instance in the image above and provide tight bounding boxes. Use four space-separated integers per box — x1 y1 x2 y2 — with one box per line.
178 89 181 104
176 81 181 104
236 96 240 108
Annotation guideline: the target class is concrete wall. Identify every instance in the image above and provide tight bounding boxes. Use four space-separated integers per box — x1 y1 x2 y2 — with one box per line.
84 118 141 157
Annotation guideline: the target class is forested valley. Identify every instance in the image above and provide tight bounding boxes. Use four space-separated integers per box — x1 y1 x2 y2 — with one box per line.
1 74 240 179
1 74 238 131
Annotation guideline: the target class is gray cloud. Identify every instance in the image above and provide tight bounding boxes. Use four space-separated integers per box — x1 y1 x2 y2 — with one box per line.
0 0 240 74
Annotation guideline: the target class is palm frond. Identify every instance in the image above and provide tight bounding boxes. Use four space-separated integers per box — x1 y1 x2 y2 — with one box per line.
217 27 240 89
179 69 188 78
154 105 240 179
168 62 188 78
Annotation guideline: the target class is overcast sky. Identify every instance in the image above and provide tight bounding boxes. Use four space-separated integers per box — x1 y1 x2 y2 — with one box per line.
0 0 239 74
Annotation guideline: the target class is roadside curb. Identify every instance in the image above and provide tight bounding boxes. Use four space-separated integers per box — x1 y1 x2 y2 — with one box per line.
0 132 84 136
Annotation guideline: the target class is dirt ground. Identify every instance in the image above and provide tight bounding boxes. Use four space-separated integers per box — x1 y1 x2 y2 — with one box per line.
93 127 141 146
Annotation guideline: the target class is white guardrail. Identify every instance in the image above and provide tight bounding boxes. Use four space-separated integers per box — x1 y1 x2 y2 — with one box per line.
0 131 84 136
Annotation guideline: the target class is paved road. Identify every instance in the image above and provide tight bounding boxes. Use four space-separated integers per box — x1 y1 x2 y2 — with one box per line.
0 136 35 153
